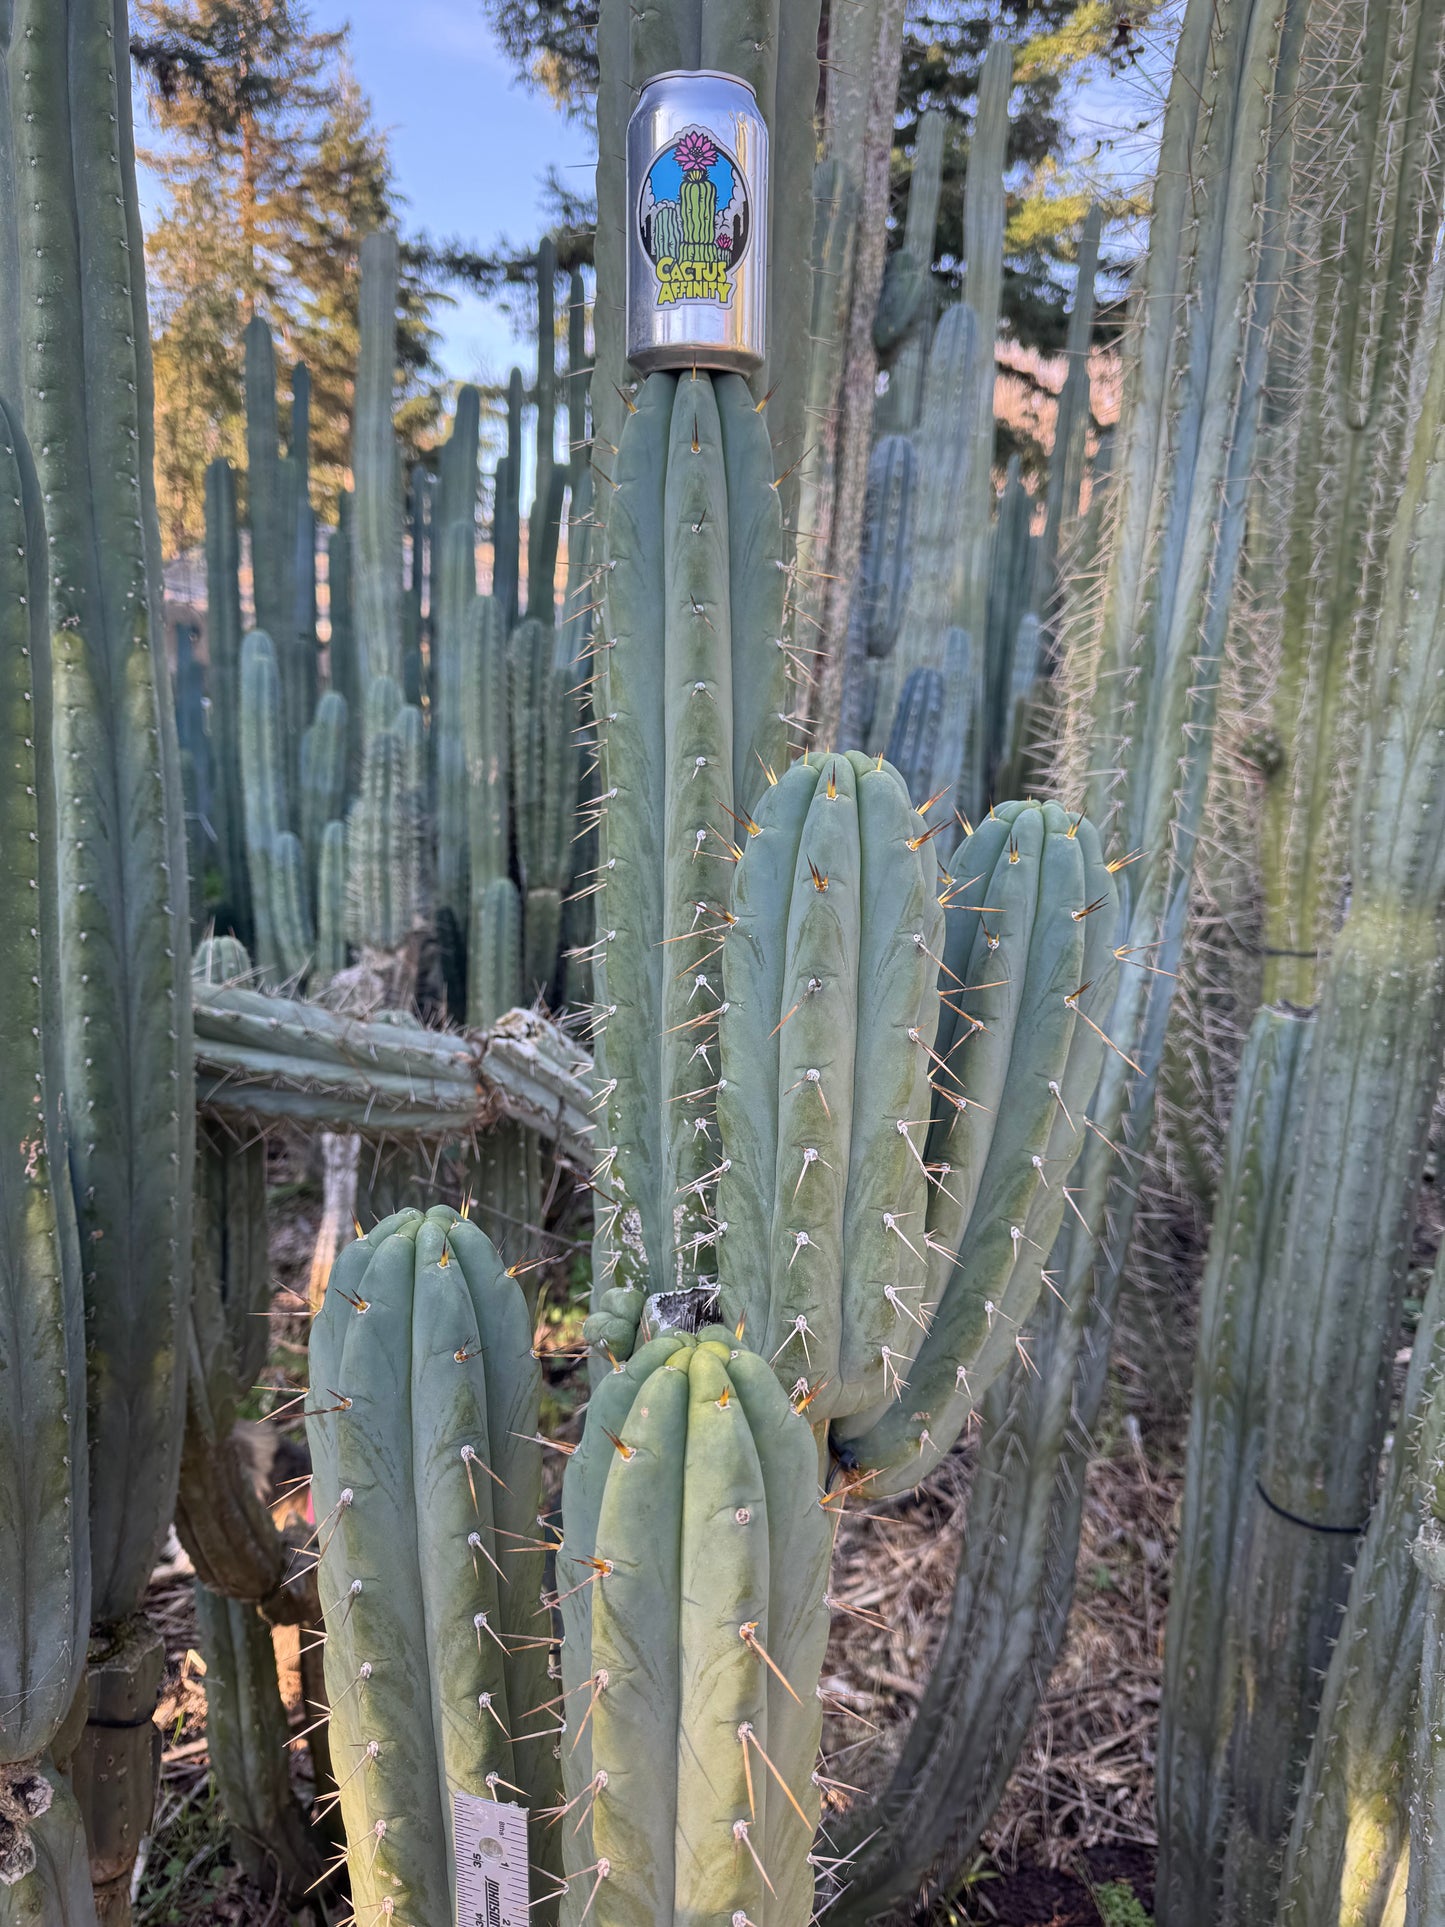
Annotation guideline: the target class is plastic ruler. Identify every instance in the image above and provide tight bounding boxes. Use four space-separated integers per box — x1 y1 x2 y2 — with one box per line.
453 1792 530 1927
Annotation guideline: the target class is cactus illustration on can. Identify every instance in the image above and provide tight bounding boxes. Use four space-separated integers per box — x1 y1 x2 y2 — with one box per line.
639 123 751 307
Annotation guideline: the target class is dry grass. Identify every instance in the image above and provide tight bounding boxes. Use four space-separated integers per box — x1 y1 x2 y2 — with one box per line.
819 1404 1180 1887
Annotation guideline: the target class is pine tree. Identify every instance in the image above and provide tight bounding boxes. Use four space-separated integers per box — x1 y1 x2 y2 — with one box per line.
135 1 446 549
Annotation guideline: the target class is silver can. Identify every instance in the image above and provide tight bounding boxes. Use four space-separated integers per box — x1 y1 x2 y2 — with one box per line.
626 70 769 377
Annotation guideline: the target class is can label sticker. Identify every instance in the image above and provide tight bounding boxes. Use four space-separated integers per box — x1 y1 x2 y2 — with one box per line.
453 1792 529 1927
638 124 751 308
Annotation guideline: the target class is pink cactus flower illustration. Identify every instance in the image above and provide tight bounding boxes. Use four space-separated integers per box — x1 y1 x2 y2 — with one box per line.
674 128 718 175
716 229 734 253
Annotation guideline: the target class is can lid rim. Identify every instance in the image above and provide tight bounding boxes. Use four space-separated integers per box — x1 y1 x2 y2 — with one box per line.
636 69 761 100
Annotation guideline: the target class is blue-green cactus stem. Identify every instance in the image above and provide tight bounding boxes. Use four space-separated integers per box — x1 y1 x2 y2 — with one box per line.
594 371 788 1297
353 231 404 685
833 801 1118 1495
306 1207 556 1925
556 1330 831 1927
0 397 89 1810
716 752 941 1426
299 690 348 890
433 386 482 933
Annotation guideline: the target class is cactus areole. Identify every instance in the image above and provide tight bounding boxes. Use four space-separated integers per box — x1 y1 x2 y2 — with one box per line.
627 72 769 374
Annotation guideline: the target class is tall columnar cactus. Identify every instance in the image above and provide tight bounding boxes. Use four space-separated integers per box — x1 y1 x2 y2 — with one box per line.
299 690 348 890
593 370 789 1299
347 682 421 952
984 456 1036 771
509 615 576 1000
463 596 515 1022
0 7 196 1914
305 1208 560 1924
1156 1010 1315 1923
403 461 429 710
205 457 251 938
556 1331 832 1927
353 230 404 686
878 108 946 436
315 819 349 982
433 385 482 939
884 669 944 803
0 399 93 1917
871 302 981 753
887 0 1307 1912
494 368 524 629
1211 182 1445 1926
328 489 362 778
528 237 567 623
1033 203 1102 614
956 41 1011 750
239 630 295 981
858 434 917 665
1253 0 1445 1011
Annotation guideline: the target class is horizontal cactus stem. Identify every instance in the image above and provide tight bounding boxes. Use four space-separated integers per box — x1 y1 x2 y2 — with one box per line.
192 987 594 1165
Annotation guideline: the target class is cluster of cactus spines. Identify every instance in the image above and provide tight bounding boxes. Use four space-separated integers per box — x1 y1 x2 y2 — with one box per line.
1270 1246 1445 1924
1 10 196 1914
556 1331 831 1927
590 370 789 1301
714 753 942 1426
192 981 595 1162
306 1207 561 1924
1155 1009 1314 1924
0 399 90 1905
353 229 405 686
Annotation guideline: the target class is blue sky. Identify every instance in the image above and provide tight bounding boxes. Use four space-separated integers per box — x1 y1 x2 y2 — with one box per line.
136 0 593 383
337 1 592 379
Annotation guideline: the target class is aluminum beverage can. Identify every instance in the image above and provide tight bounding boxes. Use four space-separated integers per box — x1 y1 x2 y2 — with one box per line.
626 70 769 376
